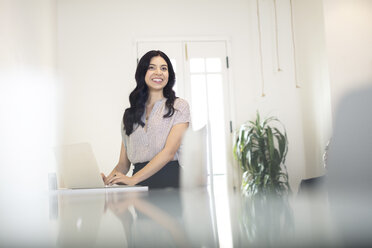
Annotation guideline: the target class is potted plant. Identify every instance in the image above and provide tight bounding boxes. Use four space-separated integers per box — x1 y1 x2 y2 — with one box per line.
233 112 291 196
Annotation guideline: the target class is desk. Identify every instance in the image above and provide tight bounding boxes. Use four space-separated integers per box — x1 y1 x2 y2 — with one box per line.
0 187 371 247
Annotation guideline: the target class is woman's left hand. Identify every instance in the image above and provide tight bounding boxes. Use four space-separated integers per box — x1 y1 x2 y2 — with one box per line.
107 172 137 186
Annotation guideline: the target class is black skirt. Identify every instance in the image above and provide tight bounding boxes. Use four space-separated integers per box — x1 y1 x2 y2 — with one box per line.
133 160 180 189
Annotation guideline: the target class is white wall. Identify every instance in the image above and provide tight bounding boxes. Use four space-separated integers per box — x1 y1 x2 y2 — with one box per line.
323 0 372 116
292 0 332 179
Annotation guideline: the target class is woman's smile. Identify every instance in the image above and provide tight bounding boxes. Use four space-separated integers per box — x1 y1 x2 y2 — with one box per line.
152 78 163 84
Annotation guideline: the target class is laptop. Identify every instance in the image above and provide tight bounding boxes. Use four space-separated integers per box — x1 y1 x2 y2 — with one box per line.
55 142 147 191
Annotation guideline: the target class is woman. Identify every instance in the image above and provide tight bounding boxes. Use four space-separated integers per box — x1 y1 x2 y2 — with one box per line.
102 50 190 189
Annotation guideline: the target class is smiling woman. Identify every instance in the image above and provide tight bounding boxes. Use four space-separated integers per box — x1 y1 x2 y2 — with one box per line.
102 50 190 189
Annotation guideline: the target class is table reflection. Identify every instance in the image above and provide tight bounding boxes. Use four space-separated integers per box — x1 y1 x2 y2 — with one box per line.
54 189 218 248
105 190 190 248
57 193 105 247
46 186 372 248
231 194 294 247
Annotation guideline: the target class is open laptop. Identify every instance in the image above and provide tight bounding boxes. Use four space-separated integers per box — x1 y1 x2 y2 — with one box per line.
55 142 147 191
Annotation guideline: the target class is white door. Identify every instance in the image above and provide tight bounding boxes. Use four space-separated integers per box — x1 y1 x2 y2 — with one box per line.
137 40 232 177
184 41 231 176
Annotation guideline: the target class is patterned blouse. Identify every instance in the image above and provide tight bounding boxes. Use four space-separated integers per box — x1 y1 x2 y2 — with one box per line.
121 98 190 164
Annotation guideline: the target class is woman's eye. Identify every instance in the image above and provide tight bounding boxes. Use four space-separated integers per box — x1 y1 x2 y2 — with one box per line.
161 67 168 71
148 66 155 70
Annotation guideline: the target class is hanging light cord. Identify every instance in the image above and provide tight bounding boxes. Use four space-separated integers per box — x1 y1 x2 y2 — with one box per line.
273 0 282 72
256 0 265 97
289 0 300 88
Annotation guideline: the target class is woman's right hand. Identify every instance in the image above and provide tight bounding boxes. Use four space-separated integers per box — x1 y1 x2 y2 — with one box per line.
102 141 131 185
101 169 120 185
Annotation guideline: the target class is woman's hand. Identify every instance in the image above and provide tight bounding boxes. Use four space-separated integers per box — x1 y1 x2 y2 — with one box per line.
101 169 119 185
101 142 132 185
106 171 138 186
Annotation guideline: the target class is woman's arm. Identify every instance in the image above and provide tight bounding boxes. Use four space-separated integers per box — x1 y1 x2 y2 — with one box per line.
108 122 189 186
102 141 131 185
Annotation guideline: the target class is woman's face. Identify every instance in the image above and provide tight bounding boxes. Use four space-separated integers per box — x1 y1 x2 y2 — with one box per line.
144 56 169 92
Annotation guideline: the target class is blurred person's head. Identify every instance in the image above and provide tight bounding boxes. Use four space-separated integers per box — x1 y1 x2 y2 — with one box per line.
327 85 372 246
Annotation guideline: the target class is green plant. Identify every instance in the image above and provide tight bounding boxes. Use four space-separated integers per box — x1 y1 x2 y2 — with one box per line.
233 112 291 196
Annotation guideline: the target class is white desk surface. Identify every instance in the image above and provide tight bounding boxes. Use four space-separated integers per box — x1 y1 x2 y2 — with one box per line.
55 185 148 194
0 186 371 247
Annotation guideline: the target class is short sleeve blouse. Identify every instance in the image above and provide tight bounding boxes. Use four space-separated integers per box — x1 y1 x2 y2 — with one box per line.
121 98 190 164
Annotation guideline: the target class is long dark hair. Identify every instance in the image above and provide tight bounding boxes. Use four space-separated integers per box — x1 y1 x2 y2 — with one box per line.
123 50 177 136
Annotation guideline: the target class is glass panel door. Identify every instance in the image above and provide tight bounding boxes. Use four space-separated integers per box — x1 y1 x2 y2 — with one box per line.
185 42 230 176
